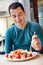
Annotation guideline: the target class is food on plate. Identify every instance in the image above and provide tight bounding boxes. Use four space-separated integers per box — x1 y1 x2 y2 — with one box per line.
5 49 37 60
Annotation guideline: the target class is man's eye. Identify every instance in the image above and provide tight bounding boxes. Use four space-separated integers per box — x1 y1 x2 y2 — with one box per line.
13 15 16 18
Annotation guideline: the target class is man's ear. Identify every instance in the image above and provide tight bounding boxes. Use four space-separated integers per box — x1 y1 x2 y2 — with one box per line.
24 10 26 15
24 11 26 17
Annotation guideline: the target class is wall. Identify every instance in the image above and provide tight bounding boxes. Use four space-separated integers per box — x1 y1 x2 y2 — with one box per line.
19 0 31 21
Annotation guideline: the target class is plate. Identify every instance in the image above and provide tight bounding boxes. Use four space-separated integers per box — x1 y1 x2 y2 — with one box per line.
6 52 37 62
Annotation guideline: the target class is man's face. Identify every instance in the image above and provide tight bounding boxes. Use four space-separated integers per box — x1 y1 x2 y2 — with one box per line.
10 7 26 26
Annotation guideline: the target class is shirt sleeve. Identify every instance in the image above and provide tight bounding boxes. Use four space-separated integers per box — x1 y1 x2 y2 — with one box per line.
35 23 43 45
5 29 12 53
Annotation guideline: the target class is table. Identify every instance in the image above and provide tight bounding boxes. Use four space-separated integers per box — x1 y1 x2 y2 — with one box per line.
0 54 43 65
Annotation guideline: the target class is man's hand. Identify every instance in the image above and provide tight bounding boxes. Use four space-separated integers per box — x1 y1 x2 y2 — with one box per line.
31 32 42 51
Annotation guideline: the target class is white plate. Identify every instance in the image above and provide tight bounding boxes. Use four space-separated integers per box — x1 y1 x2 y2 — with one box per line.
6 52 37 62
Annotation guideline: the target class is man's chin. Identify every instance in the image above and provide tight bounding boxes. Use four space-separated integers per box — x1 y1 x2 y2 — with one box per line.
16 23 21 26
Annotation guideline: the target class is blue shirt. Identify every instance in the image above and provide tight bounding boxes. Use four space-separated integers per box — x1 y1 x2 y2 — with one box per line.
5 21 43 53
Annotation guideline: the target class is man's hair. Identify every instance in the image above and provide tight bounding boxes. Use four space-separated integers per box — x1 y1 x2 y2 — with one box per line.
8 2 25 14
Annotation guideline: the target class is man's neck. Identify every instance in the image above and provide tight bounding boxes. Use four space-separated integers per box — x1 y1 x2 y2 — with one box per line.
18 21 27 30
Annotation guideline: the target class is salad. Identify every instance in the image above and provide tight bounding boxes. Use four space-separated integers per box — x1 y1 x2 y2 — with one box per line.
5 49 37 60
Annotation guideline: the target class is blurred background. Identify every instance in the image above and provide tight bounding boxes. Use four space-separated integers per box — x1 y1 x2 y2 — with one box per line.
0 0 43 52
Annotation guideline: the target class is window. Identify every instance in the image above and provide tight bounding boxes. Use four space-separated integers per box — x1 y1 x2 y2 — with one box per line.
0 17 7 36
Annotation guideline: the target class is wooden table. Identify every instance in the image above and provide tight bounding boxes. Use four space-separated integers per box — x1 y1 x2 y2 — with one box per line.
0 54 43 65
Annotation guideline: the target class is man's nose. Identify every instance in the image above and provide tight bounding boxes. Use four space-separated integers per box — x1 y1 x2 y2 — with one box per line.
16 16 19 22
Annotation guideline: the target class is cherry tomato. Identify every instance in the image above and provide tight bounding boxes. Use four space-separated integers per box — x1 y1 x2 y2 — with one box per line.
5 54 8 58
15 54 21 59
10 55 13 58
29 53 32 57
27 53 32 57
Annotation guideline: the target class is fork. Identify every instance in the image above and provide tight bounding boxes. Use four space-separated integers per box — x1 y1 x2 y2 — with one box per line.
30 32 36 52
30 45 32 52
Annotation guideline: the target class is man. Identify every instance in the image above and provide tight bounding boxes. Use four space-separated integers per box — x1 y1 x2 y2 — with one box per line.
5 2 43 53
